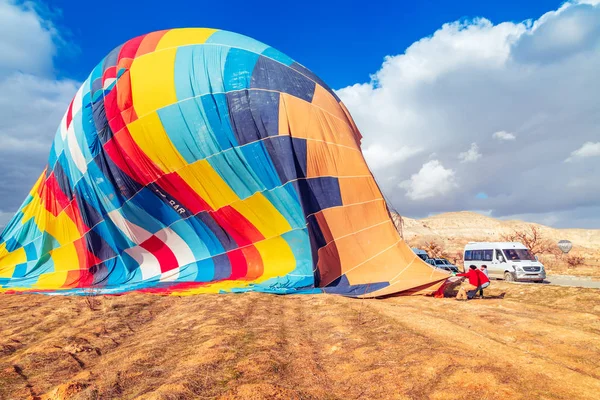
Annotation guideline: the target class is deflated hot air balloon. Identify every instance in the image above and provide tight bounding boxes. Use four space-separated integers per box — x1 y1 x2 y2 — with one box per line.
0 29 448 297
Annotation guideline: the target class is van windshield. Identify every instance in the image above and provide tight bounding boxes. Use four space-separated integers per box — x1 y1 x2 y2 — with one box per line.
502 248 535 261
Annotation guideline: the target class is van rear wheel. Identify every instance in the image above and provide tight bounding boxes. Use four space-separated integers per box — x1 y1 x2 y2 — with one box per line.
504 272 515 282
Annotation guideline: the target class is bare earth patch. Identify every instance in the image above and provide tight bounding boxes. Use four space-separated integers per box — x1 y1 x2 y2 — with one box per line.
1 283 599 399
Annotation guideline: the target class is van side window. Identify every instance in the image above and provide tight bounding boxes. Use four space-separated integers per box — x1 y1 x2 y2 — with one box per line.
473 250 482 261
483 250 493 261
465 250 472 261
495 250 505 262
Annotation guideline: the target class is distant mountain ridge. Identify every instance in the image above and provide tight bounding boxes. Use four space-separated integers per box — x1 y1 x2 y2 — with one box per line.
392 211 600 253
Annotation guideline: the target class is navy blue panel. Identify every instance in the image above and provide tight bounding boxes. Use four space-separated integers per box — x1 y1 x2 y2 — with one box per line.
94 150 142 202
195 212 237 252
89 261 110 286
75 192 103 229
53 162 74 201
146 182 193 219
92 101 112 144
102 45 123 71
226 90 280 145
85 229 117 261
296 177 342 217
323 275 389 297
290 62 341 102
306 214 326 286
251 56 316 103
91 78 103 98
212 253 232 280
263 136 307 184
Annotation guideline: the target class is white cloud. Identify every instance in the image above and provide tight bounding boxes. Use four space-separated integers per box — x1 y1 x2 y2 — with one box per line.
458 142 482 163
0 1 78 226
337 0 600 227
493 131 516 141
400 160 457 200
565 142 600 162
364 144 422 170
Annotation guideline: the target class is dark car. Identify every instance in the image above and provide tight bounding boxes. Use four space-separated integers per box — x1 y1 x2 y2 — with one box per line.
427 258 460 274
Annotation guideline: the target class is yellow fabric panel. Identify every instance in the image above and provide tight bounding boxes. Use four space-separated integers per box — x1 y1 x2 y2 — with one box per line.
0 246 25 277
339 176 383 205
35 271 69 289
155 28 217 51
20 193 80 245
177 160 239 210
127 112 187 173
50 243 80 272
306 139 371 178
254 236 296 281
231 192 292 239
129 48 178 117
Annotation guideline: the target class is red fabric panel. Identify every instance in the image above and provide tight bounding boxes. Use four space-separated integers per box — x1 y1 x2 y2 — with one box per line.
141 235 179 273
211 206 264 247
227 248 248 280
156 172 212 215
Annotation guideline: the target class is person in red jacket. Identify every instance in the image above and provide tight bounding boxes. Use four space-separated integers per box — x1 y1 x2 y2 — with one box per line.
456 266 490 300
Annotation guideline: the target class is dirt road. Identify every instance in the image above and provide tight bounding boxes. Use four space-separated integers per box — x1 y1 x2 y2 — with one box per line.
543 275 600 289
0 282 599 399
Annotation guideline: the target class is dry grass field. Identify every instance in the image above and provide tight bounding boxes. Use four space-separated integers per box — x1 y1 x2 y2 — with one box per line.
1 282 600 399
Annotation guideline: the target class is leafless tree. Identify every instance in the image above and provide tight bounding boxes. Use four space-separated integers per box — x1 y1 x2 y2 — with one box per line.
501 225 558 256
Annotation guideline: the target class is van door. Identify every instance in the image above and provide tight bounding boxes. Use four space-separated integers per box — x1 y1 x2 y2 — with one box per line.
490 249 505 278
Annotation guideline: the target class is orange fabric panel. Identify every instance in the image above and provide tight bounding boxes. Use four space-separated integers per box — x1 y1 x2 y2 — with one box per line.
242 245 263 281
316 242 342 287
116 70 133 113
339 176 383 205
339 102 363 146
279 94 359 149
135 30 168 58
306 139 371 178
317 221 400 286
314 199 389 243
311 85 347 122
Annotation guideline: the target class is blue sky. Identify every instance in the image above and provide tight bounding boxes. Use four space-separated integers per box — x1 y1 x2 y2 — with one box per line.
1 0 599 229
50 0 560 88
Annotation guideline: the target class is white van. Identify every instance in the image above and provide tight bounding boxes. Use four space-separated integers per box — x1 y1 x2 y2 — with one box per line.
463 242 546 283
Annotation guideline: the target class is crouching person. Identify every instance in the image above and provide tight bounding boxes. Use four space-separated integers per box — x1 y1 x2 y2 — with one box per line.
456 265 490 300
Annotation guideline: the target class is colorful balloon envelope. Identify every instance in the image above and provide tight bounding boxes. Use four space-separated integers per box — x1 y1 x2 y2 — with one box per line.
0 29 448 297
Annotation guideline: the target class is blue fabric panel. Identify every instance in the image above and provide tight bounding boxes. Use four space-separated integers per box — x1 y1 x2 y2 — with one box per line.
11 263 27 278
207 149 264 200
56 153 82 197
226 90 279 145
297 177 342 217
194 258 215 282
239 141 281 190
262 185 305 229
176 97 225 157
223 48 259 91
323 275 389 297
146 182 193 220
157 103 207 164
47 139 59 173
185 214 226 256
105 257 129 287
174 45 230 99
102 45 123 71
114 202 164 235
195 212 237 252
169 219 213 261
85 227 117 261
200 94 239 150
212 253 231 280
92 100 112 144
5 237 19 252
207 31 270 55
263 136 307 184
282 228 313 277
290 62 341 102
251 56 316 102
129 187 183 228
53 162 74 201
261 47 295 66
74 188 104 230
120 251 141 274
24 242 37 260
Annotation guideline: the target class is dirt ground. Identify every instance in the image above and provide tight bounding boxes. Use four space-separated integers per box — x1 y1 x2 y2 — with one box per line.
1 283 599 400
